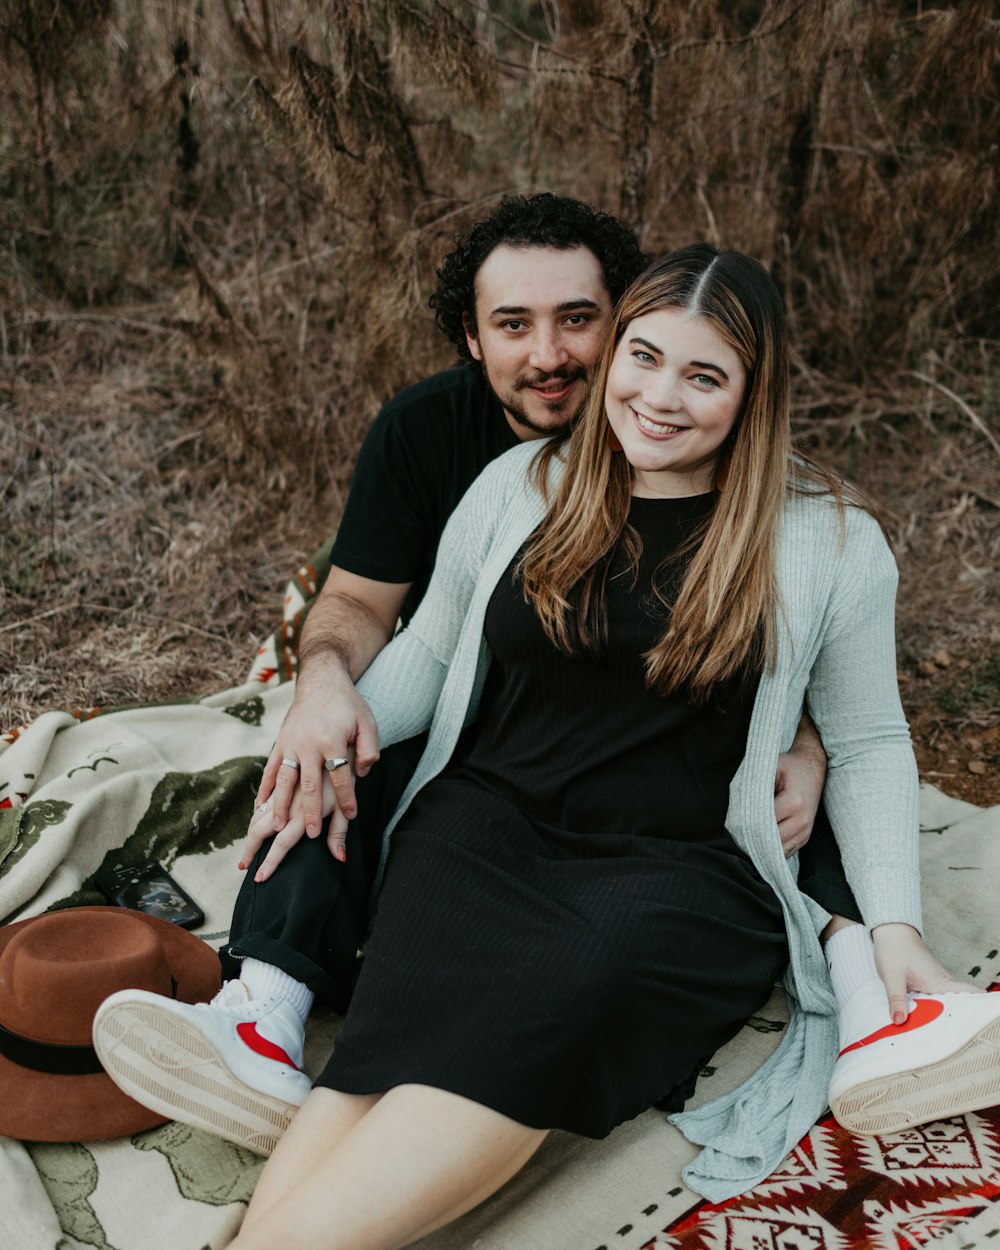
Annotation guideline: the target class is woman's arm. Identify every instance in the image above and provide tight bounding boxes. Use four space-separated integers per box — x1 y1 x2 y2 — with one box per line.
805 512 922 932
805 513 984 1015
357 448 534 745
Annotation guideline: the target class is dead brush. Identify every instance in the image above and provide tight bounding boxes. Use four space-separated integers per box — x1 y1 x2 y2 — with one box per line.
1 0 997 801
793 357 1000 794
0 284 355 724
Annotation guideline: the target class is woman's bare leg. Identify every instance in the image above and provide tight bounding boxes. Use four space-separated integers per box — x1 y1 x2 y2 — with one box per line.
231 1083 548 1250
244 1088 382 1225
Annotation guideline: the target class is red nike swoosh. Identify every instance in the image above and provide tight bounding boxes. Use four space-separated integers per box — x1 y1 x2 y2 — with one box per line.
840 998 945 1056
236 1021 302 1070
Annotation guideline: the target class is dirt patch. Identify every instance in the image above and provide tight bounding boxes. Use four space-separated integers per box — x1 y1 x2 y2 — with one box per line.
905 666 1000 807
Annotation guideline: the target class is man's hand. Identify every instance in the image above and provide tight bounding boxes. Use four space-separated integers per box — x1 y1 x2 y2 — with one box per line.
774 718 826 856
873 922 983 1025
255 662 378 840
252 568 408 842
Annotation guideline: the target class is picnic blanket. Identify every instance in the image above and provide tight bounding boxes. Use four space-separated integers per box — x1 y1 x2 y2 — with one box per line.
2 543 999 1250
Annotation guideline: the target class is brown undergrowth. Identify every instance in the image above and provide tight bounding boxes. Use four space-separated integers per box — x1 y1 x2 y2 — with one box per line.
2 0 998 807
795 363 1000 807
3 313 996 806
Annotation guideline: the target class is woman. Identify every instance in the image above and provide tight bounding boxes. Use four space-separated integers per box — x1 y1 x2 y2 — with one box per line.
227 247 990 1249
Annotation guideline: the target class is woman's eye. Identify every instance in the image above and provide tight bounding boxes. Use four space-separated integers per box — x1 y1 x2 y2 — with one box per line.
632 350 655 365
693 373 720 387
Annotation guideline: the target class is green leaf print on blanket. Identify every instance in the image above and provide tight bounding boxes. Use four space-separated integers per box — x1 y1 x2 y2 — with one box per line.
28 1141 114 1250
223 696 266 727
133 1123 263 1205
131 756 266 861
0 800 72 878
47 758 265 912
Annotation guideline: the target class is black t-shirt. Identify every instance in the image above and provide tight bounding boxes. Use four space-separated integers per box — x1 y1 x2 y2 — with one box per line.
330 366 521 625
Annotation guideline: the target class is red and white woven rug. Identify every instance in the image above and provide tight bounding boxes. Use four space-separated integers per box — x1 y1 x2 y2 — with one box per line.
649 1099 1000 1249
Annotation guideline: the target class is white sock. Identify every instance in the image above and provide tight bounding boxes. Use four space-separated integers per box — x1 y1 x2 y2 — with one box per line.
825 923 880 1009
239 958 314 1024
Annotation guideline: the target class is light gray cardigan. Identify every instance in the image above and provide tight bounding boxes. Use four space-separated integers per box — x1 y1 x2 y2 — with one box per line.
357 440 922 1202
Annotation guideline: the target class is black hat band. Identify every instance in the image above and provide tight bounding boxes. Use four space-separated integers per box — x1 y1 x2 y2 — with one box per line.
0 1020 105 1075
0 975 180 1076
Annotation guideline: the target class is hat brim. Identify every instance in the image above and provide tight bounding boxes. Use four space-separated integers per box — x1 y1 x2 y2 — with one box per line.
0 906 221 1142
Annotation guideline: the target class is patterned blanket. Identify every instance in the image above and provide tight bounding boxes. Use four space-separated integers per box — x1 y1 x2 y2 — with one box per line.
2 544 998 1250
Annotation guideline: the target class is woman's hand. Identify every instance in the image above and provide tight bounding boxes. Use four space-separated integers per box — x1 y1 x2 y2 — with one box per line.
872 922 983 1025
241 754 354 882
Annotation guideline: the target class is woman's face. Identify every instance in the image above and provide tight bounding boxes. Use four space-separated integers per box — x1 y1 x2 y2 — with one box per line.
605 307 747 497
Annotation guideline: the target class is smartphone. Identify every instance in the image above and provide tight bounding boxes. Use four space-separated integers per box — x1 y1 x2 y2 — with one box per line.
96 859 205 929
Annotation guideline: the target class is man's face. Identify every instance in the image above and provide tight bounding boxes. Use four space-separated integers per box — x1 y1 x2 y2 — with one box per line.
464 244 613 440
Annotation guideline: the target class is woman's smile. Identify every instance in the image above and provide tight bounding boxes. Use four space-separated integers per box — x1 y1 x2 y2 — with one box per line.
629 407 688 438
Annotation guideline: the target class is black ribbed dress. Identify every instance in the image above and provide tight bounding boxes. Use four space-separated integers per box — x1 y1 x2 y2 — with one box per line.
316 493 788 1137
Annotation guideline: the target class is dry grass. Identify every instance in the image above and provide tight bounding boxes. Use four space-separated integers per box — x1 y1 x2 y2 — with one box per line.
794 366 1000 804
2 0 998 804
0 313 308 716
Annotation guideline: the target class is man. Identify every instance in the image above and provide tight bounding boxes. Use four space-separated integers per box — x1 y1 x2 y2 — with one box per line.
97 196 971 1157
254 196 656 863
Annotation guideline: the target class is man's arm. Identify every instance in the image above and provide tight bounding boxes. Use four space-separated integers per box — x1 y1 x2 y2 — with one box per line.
257 567 410 847
774 711 827 855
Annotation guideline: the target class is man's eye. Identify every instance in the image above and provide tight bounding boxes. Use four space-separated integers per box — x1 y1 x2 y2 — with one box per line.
564 314 589 326
502 320 526 332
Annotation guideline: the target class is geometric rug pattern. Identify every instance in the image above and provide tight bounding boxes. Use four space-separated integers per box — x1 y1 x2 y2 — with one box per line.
649 1109 1000 1249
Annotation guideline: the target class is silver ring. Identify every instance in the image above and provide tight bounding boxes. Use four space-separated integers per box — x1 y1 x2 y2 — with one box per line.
324 757 350 772
280 757 300 770
260 800 272 813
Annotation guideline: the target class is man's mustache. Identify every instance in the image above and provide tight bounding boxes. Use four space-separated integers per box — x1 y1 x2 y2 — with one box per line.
514 367 587 391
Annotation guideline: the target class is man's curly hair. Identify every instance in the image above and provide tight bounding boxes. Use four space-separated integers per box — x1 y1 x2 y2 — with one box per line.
429 194 650 362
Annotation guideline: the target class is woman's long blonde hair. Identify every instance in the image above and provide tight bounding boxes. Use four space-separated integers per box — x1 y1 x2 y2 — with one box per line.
520 244 849 704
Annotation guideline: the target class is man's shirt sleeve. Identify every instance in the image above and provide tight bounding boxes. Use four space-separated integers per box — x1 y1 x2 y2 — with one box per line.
330 400 440 585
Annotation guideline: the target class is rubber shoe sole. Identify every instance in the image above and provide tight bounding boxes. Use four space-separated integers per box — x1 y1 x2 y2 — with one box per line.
94 999 302 1155
830 1013 1000 1136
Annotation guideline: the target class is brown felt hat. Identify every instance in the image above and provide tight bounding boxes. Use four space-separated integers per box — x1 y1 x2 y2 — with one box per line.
0 906 220 1142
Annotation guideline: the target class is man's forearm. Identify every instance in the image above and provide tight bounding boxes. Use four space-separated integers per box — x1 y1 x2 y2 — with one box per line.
791 709 827 769
297 591 394 686
258 581 395 833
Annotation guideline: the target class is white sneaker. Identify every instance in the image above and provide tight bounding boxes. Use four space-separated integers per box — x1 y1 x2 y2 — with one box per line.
93 980 313 1155
829 981 1000 1136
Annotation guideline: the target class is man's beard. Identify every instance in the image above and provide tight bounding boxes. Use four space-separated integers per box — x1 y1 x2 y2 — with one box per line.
481 361 588 436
